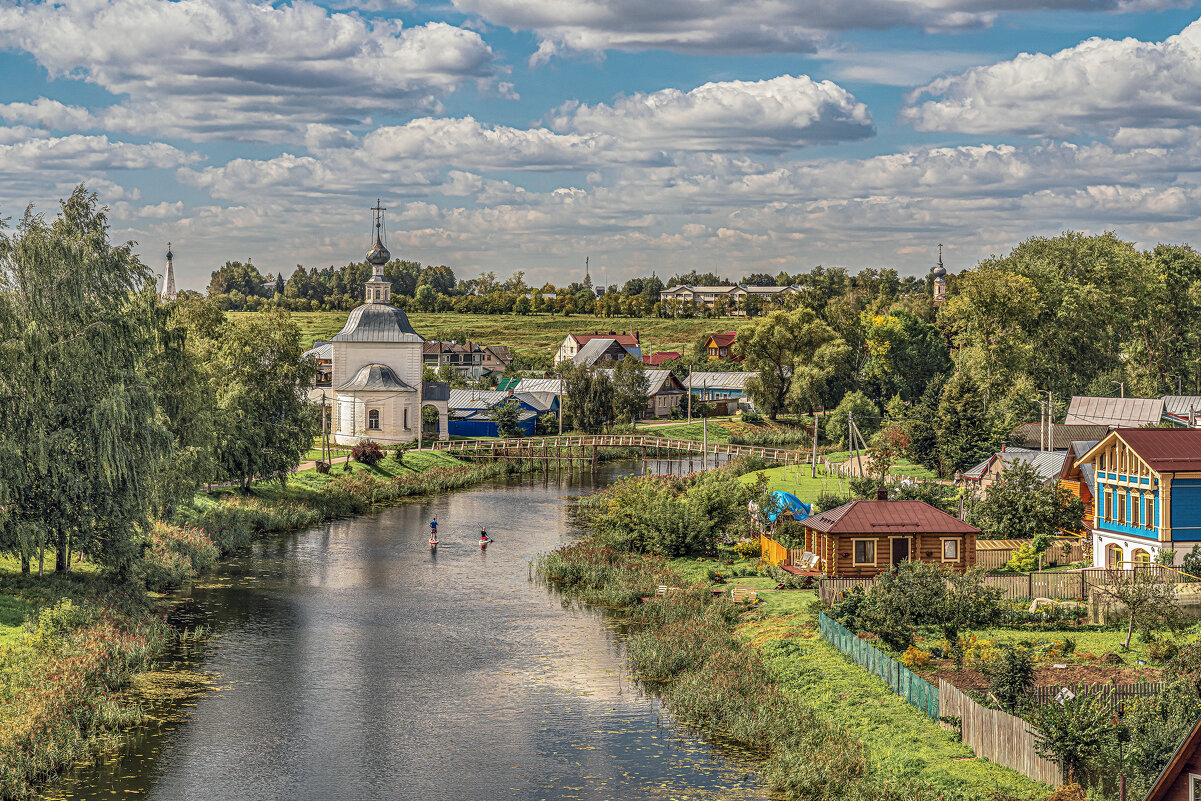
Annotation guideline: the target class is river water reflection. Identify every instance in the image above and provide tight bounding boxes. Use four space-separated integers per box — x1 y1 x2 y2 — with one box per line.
42 461 767 801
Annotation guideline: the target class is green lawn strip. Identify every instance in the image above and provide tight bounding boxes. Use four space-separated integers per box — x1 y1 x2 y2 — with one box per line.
736 464 852 504
245 311 747 364
743 596 1050 798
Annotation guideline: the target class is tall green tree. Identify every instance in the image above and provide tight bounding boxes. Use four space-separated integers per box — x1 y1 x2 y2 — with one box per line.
0 187 173 574
211 307 317 489
737 307 849 419
611 357 650 424
969 460 1085 542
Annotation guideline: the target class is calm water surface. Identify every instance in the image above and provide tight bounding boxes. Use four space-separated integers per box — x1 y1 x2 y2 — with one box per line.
42 462 767 801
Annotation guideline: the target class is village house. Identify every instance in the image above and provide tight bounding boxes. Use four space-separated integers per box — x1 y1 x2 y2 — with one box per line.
1059 439 1100 532
704 331 741 360
958 447 1068 496
684 371 757 414
446 389 556 437
423 340 485 378
553 331 640 365
1064 395 1165 427
1074 427 1201 568
303 341 333 386
571 337 640 367
1012 422 1110 450
595 368 686 418
642 351 680 367
797 490 979 577
1143 712 1201 801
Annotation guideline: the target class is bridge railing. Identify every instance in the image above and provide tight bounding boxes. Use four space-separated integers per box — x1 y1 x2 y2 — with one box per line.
431 434 810 463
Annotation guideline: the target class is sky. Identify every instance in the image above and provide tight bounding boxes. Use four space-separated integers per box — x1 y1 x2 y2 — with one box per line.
2 0 1201 291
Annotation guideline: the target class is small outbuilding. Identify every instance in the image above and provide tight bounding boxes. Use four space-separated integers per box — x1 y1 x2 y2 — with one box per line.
797 490 979 577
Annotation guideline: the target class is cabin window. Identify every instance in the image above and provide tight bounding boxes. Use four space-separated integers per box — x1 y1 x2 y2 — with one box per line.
852 539 876 566
941 538 960 562
367 409 380 430
1189 772 1201 801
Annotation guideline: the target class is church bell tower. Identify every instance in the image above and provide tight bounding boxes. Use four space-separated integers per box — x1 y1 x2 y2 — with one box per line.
364 199 392 304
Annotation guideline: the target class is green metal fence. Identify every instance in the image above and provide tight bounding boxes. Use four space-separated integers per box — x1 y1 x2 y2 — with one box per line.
817 611 939 720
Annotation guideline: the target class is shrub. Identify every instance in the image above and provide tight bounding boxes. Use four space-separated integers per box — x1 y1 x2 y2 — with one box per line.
733 539 761 559
740 410 762 423
900 645 931 669
814 488 851 514
986 645 1035 712
1148 639 1180 663
352 439 384 465
135 522 220 591
1005 543 1037 573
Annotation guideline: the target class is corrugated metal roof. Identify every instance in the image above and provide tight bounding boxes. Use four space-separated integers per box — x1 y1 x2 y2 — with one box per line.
684 372 756 390
1111 427 1201 472
1000 448 1068 481
303 342 332 360
961 454 995 480
707 331 737 347
1162 395 1201 418
448 389 550 412
1064 396 1163 427
330 303 424 344
1013 423 1110 450
595 368 682 396
335 363 416 392
800 500 980 535
514 378 563 395
572 338 638 367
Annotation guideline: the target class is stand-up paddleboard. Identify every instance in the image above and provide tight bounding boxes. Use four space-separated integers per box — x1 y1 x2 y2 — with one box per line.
479 537 492 548
429 537 438 548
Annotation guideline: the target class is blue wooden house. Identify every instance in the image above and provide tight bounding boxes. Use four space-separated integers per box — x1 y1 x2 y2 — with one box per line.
447 389 556 438
1076 428 1201 568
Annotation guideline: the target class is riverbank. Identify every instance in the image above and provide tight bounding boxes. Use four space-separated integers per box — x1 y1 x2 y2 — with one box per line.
537 544 1050 801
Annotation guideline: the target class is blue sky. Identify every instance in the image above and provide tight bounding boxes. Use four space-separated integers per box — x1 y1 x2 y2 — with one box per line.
2 0 1200 291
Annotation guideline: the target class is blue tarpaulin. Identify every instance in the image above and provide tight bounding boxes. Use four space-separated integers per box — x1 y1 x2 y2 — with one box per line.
768 491 810 523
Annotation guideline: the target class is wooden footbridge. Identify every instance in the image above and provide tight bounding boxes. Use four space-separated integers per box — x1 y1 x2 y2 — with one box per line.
430 434 810 467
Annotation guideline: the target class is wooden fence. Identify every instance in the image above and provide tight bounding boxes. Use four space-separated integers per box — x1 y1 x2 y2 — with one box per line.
1026 681 1163 706
939 680 1062 787
760 534 788 567
976 539 1085 570
819 565 1197 605
817 612 940 719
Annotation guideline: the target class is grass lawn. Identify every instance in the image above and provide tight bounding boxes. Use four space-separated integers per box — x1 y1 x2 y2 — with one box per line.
737 463 852 505
644 420 733 443
743 595 1050 798
238 311 748 364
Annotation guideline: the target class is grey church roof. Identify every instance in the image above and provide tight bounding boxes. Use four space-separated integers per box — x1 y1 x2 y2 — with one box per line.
331 303 424 344
336 363 416 392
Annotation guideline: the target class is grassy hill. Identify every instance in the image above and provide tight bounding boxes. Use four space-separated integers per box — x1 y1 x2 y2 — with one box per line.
231 311 750 363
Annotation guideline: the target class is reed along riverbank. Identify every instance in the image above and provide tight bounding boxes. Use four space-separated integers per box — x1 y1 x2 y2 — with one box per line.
535 539 1049 801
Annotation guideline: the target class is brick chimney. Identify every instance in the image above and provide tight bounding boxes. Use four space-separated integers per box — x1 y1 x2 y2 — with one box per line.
876 486 889 501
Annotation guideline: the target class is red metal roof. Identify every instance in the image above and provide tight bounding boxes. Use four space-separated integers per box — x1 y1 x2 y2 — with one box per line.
1109 427 1201 472
800 500 980 535
571 332 640 347
643 351 681 365
707 331 737 347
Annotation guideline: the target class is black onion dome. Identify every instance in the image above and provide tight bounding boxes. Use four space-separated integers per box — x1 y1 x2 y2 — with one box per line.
366 234 390 267
932 261 946 279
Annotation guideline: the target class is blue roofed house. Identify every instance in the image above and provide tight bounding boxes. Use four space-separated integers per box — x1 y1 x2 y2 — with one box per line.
1075 428 1201 568
447 390 557 437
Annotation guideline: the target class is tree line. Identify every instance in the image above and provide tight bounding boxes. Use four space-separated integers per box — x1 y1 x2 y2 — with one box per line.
735 231 1201 479
0 188 317 576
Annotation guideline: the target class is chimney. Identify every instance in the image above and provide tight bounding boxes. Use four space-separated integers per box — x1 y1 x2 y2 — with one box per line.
876 486 888 501
634 330 640 342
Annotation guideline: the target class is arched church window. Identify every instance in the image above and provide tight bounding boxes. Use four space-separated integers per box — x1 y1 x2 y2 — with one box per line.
403 408 409 429
368 409 380 430
374 289 380 300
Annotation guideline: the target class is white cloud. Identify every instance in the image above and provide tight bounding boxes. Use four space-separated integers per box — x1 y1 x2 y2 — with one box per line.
903 19 1201 136
550 75 873 151
0 134 195 173
451 0 1186 60
0 0 496 141
0 98 97 131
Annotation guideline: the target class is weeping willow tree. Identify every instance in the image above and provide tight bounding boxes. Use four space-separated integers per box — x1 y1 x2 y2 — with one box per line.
0 187 172 575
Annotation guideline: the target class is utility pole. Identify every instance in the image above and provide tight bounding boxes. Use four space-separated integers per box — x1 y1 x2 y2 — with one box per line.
850 411 864 478
702 378 708 469
558 383 563 436
687 367 693 423
1047 389 1053 451
811 410 819 478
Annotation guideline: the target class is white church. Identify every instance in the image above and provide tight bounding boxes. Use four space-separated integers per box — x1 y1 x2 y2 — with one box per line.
308 203 449 445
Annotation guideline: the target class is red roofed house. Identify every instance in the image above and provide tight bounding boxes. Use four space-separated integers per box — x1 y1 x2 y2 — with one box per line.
798 490 979 577
1142 712 1201 800
705 331 741 361
554 330 641 365
643 351 681 367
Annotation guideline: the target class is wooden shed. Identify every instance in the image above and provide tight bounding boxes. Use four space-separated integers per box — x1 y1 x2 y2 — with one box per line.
798 491 979 577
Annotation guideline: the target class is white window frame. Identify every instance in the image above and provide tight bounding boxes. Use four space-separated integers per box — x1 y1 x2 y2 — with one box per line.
852 538 876 566
941 537 960 562
367 408 380 430
1190 773 1201 801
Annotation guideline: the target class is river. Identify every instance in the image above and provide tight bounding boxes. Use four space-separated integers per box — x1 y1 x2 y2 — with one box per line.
42 460 768 801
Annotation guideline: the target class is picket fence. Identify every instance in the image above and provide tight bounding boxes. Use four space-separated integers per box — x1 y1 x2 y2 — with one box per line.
939 681 1063 787
818 565 1194 605
817 612 939 720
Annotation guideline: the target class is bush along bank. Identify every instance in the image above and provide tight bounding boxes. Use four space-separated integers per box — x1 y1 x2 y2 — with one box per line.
536 542 1020 801
0 580 172 799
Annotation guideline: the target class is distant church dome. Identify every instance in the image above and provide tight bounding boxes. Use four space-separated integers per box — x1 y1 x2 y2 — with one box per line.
331 303 423 343
366 235 390 267
932 243 946 279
